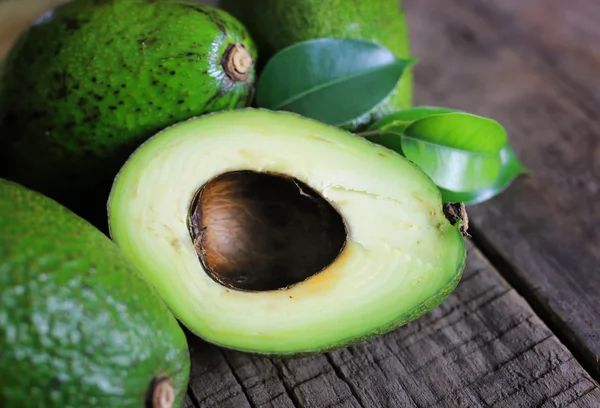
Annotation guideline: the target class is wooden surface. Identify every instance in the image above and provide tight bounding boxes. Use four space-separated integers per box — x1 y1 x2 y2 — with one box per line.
406 0 600 377
182 0 600 406
182 243 600 408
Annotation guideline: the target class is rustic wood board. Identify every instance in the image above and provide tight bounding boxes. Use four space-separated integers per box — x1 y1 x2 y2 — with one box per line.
189 0 600 404
404 0 600 377
183 243 600 408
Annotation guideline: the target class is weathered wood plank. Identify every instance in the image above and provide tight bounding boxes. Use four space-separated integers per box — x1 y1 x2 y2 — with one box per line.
182 394 197 408
185 342 252 408
403 0 600 376
184 243 600 407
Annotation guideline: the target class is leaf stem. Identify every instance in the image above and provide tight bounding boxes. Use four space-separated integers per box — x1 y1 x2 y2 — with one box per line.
355 130 381 138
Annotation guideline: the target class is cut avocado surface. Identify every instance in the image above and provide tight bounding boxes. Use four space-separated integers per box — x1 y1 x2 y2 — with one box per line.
0 178 190 407
108 108 466 356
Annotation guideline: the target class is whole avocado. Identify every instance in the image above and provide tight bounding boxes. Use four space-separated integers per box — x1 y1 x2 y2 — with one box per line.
0 178 191 408
0 0 256 229
219 0 412 130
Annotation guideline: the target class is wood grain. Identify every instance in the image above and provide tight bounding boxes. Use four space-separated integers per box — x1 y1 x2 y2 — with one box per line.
183 243 600 408
403 0 600 377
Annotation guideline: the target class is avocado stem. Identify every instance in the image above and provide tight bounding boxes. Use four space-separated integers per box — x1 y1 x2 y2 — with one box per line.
223 43 252 82
355 130 382 138
443 202 470 237
150 376 175 408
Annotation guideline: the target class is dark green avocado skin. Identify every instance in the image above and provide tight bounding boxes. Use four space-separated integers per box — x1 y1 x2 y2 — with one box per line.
219 0 412 130
0 178 191 408
0 0 257 231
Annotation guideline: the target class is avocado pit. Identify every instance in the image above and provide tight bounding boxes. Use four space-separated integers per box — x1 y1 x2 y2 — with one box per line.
188 171 347 292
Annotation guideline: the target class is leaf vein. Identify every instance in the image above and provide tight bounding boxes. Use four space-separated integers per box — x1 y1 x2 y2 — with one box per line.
274 62 404 110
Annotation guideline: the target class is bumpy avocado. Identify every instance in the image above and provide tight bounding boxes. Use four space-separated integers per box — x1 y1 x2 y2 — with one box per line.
108 108 467 356
0 0 256 229
0 178 190 408
219 0 412 130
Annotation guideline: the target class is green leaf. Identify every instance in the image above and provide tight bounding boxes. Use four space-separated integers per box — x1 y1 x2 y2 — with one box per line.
361 108 518 203
369 106 460 132
400 113 507 192
440 143 527 205
255 38 414 126
364 106 459 154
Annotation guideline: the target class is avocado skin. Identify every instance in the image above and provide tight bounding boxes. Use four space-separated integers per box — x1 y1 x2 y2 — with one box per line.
219 0 412 130
0 0 256 230
0 178 191 407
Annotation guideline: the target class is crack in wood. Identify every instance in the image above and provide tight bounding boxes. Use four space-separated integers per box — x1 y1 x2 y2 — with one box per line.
186 385 202 408
564 385 600 407
489 356 576 406
324 353 366 408
259 392 287 407
533 378 594 408
285 369 330 394
395 283 515 350
271 360 303 408
378 340 428 407
462 287 513 311
219 349 257 408
393 303 465 344
469 224 600 383
493 335 555 370
421 333 556 405
194 378 243 404
400 303 532 373
452 318 535 363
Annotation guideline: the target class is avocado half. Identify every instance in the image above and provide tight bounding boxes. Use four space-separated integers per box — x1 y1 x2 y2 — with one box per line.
108 108 467 356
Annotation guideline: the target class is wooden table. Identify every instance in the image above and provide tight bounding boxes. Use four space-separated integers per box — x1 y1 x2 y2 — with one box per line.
183 0 600 406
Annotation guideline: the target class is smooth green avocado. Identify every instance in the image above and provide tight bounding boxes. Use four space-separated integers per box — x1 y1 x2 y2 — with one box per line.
107 108 467 356
0 0 256 229
0 178 190 408
219 0 413 130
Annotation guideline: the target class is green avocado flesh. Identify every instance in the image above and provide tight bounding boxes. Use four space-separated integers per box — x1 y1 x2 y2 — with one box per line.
219 0 412 129
0 0 256 228
0 178 190 407
108 108 466 356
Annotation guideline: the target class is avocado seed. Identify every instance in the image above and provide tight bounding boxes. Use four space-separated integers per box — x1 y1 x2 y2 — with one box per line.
188 171 347 292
